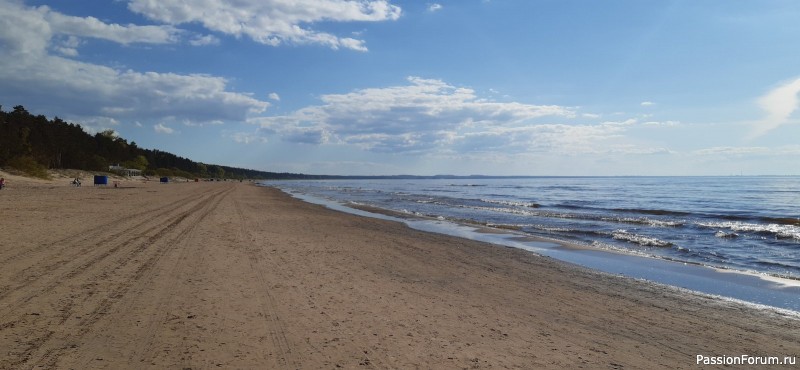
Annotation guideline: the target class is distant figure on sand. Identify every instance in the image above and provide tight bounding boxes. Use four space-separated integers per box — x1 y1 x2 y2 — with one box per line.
72 177 81 187
0 177 5 189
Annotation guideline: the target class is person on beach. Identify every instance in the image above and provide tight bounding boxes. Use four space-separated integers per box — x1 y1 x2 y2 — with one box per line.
0 177 5 189
72 177 81 187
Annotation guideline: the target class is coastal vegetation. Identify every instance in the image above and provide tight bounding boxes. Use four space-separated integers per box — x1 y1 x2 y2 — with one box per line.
0 104 305 180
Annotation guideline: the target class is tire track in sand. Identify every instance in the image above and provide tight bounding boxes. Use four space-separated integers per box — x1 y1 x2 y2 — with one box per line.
0 185 219 311
118 185 233 368
234 194 299 369
1 185 233 369
0 186 219 294
0 186 217 267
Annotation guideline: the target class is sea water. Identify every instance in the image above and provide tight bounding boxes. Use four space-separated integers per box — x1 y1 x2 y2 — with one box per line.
266 176 800 280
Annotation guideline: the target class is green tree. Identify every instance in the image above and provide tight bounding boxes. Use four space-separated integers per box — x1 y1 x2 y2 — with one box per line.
196 163 208 177
123 155 148 171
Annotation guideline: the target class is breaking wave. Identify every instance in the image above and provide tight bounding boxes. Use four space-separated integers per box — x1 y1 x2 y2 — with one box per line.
698 222 800 240
611 230 674 248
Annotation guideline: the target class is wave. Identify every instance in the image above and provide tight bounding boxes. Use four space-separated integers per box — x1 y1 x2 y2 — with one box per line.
697 221 800 240
755 260 800 270
455 204 684 228
566 205 798 227
714 231 740 238
605 217 684 227
761 216 800 226
612 208 691 217
611 230 674 248
522 224 609 237
480 198 541 208
713 214 800 226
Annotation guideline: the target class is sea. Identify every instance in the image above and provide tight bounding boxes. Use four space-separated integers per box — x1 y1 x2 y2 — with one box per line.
265 176 800 282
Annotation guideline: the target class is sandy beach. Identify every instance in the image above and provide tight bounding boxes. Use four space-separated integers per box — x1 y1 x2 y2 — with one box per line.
0 177 798 369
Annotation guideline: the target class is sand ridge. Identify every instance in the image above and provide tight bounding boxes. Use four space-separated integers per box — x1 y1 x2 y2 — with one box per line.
0 180 798 369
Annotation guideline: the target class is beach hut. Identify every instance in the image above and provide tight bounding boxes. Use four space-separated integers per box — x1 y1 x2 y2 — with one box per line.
93 175 108 186
160 177 169 183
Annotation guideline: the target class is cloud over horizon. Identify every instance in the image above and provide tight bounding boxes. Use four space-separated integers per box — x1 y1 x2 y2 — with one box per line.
249 77 666 156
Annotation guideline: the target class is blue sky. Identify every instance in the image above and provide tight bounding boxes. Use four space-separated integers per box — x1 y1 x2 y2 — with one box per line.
1 0 799 175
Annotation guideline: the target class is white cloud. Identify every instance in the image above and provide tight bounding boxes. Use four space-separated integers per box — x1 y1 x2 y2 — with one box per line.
0 0 269 131
76 116 120 134
126 0 402 51
44 7 182 45
582 113 601 119
52 35 82 56
428 3 443 12
189 34 220 46
228 131 267 144
154 123 175 134
248 77 665 156
268 92 281 101
640 101 655 107
753 77 800 137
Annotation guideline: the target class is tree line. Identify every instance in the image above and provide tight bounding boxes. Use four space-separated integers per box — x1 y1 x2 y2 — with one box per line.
0 104 310 180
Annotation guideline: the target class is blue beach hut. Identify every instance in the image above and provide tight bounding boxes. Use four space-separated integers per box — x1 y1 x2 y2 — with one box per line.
93 175 108 186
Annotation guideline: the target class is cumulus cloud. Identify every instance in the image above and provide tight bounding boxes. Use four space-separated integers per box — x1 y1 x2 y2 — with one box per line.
189 34 220 46
428 3 443 12
0 0 269 130
249 77 654 155
457 119 639 155
126 0 402 51
44 8 182 45
753 77 800 137
268 92 281 101
640 101 655 107
154 123 175 134
0 1 182 55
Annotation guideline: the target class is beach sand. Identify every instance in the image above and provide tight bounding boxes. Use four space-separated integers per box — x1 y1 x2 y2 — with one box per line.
0 178 798 369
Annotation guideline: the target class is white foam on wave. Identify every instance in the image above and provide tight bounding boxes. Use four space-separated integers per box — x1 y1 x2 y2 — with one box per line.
714 230 739 238
466 205 544 217
480 198 540 208
611 229 674 248
611 217 684 227
698 221 800 240
464 205 684 228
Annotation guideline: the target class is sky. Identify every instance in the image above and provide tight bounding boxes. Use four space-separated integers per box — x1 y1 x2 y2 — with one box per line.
1 0 799 176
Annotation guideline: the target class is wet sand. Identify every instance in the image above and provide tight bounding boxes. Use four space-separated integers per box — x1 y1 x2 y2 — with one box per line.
0 179 798 369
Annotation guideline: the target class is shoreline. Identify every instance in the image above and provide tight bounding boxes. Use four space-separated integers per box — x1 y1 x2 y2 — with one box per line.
279 186 800 312
1 180 798 368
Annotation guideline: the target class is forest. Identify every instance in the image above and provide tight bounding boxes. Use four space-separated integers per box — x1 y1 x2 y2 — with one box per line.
0 104 311 180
